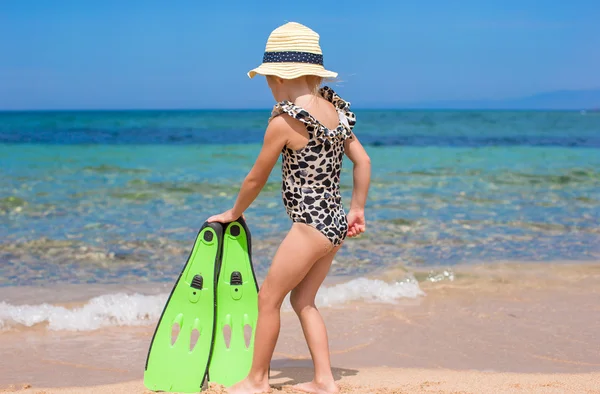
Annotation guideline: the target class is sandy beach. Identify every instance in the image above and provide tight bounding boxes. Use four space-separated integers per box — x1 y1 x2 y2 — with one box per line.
3 369 600 394
2 261 599 393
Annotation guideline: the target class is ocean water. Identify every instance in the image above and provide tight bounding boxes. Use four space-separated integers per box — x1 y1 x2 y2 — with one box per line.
1 109 599 330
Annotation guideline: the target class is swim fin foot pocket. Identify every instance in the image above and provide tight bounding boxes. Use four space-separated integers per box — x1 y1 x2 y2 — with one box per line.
144 217 259 393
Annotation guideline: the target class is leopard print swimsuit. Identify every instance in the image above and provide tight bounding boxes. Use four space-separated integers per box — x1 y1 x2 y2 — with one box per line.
269 86 356 246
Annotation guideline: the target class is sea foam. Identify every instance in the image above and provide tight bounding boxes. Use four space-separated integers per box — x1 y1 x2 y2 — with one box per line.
0 278 424 331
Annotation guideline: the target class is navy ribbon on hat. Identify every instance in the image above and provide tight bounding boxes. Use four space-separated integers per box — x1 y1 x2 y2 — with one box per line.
262 51 323 65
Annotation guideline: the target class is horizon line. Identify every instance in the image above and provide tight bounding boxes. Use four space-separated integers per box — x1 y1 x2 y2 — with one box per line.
0 107 591 113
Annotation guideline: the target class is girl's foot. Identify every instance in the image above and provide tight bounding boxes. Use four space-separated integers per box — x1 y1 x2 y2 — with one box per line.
227 377 271 394
291 380 340 394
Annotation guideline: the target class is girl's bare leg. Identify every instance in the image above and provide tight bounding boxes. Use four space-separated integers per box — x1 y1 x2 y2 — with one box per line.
289 245 342 394
227 223 334 394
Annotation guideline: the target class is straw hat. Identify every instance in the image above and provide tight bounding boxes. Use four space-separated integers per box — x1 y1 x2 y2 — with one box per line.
247 22 338 79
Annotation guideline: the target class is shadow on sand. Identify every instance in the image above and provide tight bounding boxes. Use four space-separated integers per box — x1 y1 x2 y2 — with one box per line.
268 358 359 389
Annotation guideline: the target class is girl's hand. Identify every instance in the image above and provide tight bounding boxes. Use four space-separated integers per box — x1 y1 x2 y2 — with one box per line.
207 209 243 224
346 209 366 237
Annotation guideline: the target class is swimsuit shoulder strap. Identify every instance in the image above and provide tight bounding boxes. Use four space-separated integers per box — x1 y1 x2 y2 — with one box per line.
270 100 316 126
269 101 321 139
319 86 356 135
269 86 356 143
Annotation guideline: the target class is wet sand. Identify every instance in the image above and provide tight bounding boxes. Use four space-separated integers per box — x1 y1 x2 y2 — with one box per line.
1 261 600 393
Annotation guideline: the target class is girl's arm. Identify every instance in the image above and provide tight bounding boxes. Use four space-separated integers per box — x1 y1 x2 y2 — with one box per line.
207 117 288 223
344 134 371 236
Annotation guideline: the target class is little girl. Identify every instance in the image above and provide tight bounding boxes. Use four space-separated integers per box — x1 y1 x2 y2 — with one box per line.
208 21 371 394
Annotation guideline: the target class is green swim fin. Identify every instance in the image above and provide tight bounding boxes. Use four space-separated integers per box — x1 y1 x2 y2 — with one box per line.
208 218 259 388
144 222 222 393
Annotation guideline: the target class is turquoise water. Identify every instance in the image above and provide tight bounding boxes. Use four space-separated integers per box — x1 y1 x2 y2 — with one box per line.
1 110 599 286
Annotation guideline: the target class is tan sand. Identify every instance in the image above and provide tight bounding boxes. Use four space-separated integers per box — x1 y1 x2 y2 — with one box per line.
2 261 600 393
3 368 600 393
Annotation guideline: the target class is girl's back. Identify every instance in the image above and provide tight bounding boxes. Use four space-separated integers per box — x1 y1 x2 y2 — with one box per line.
270 85 356 246
297 94 340 130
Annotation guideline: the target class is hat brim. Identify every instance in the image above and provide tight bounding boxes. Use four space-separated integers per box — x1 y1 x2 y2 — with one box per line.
247 63 338 79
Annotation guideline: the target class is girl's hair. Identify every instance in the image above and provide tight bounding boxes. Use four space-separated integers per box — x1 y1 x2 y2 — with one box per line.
268 74 337 99
306 75 324 96
306 75 340 96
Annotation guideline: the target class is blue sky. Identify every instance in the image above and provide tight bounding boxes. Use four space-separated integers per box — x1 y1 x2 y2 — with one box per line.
1 0 599 109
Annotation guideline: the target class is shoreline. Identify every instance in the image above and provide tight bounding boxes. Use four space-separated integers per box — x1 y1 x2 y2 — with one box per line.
1 260 599 393
2 258 599 302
